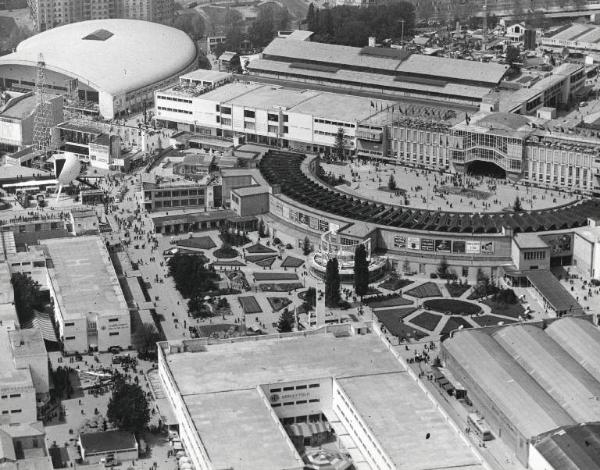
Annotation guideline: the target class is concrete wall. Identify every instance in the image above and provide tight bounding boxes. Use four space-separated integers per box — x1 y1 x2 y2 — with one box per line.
0 386 37 424
573 232 599 279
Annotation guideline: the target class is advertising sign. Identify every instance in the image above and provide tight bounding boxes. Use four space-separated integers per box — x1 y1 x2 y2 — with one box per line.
435 239 451 253
298 212 309 225
421 239 435 251
407 237 420 250
452 240 466 253
394 236 406 248
481 241 494 254
466 241 481 254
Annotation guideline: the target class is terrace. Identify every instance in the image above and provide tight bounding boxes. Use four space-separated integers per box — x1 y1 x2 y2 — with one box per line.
259 151 600 234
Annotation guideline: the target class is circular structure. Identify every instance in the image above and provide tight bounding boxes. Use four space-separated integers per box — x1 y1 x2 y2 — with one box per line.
260 152 600 233
0 19 198 118
422 299 481 316
309 230 386 283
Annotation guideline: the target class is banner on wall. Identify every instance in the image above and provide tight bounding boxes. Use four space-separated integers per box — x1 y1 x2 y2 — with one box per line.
466 241 481 254
481 241 494 254
435 239 451 253
452 240 466 253
421 239 435 251
394 236 406 248
407 237 420 250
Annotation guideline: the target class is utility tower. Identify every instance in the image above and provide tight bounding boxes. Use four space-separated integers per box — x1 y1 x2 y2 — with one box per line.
32 53 54 156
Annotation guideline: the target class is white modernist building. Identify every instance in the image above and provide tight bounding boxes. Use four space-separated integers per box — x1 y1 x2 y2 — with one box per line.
42 236 130 353
158 324 487 470
0 19 198 119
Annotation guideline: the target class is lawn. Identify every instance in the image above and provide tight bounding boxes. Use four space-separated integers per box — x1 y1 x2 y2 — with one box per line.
410 311 443 332
445 282 471 298
379 278 413 291
213 246 240 259
267 297 292 312
281 256 305 268
372 307 416 318
259 282 303 292
366 296 413 309
405 282 442 298
212 259 246 267
197 324 239 336
471 315 517 327
374 310 427 341
246 254 277 263
482 299 525 319
176 236 216 250
246 243 277 254
238 296 262 314
423 299 481 316
254 272 299 281
440 317 473 336
254 257 276 268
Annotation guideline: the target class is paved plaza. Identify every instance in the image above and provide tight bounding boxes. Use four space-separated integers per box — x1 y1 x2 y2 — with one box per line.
321 161 578 213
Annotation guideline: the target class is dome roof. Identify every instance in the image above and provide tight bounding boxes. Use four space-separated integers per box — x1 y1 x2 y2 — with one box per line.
0 19 197 96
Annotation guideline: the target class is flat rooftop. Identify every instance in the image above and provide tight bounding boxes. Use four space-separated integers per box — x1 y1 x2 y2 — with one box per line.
9 328 46 358
184 389 303 470
198 81 263 103
224 84 318 110
339 373 485 470
180 69 231 83
42 236 127 320
0 328 33 389
167 332 403 396
292 92 394 123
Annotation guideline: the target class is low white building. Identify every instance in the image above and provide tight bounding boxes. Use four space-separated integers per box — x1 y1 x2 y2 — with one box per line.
42 236 130 353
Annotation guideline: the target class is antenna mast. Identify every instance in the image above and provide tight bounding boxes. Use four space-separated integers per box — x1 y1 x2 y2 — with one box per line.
32 53 54 157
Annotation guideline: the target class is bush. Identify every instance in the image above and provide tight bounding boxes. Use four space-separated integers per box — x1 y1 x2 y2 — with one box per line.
273 237 282 245
430 273 438 279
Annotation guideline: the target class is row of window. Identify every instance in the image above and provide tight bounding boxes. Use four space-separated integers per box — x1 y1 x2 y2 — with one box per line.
315 118 355 129
0 409 21 414
158 95 192 104
150 189 205 198
0 394 21 399
154 199 204 208
272 398 320 408
158 106 192 115
270 383 320 393
523 250 546 260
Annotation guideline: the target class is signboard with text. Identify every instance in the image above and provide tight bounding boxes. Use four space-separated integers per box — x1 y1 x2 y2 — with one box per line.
466 241 481 254
407 237 420 250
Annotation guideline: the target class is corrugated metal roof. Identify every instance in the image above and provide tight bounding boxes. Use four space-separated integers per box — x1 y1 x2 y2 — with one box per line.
534 423 600 470
261 38 508 84
443 330 575 438
493 324 600 423
546 317 600 384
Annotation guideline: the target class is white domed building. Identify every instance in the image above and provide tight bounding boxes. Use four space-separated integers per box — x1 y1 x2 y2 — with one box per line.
0 19 199 119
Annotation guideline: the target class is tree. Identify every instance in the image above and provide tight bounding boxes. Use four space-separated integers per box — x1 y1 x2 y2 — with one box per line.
353 244 369 298
306 2 316 30
11 272 46 325
437 257 449 279
302 236 312 256
513 196 523 212
506 45 521 67
168 252 219 298
325 258 341 307
388 174 397 191
136 323 161 354
188 295 212 319
334 127 346 161
277 308 295 332
403 259 411 274
107 380 150 434
301 287 317 312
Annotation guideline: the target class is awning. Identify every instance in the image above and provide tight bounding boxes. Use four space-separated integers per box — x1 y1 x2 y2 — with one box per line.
23 310 58 342
356 139 384 154
286 421 331 437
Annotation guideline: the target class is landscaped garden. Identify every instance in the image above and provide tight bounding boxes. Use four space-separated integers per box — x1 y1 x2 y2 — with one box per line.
471 315 517 327
379 276 413 291
226 271 250 291
267 297 292 312
254 272 299 281
445 281 471 298
374 310 427 341
410 311 443 332
246 243 277 254
176 236 216 250
404 282 442 298
440 317 473 336
238 296 262 314
482 299 525 318
213 243 240 259
259 282 303 292
364 295 413 309
281 256 304 268
422 299 481 316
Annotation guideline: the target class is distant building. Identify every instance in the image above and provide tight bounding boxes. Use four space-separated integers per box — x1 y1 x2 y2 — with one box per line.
542 23 600 54
573 219 600 279
0 91 63 156
78 431 138 465
27 0 174 32
505 23 526 42
0 421 52 470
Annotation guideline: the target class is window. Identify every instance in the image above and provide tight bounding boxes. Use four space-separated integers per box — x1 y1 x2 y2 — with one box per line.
9 394 20 398
64 322 75 327
270 388 281 393
11 410 21 414
268 113 278 121
309 398 320 403
272 403 281 407
109 332 119 336
309 383 320 388
283 402 294 406
243 109 255 118
109 318 119 322
216 104 220 112
283 386 294 391
296 400 307 405
283 115 289 122
221 107 231 115
296 385 307 390
65 336 76 340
